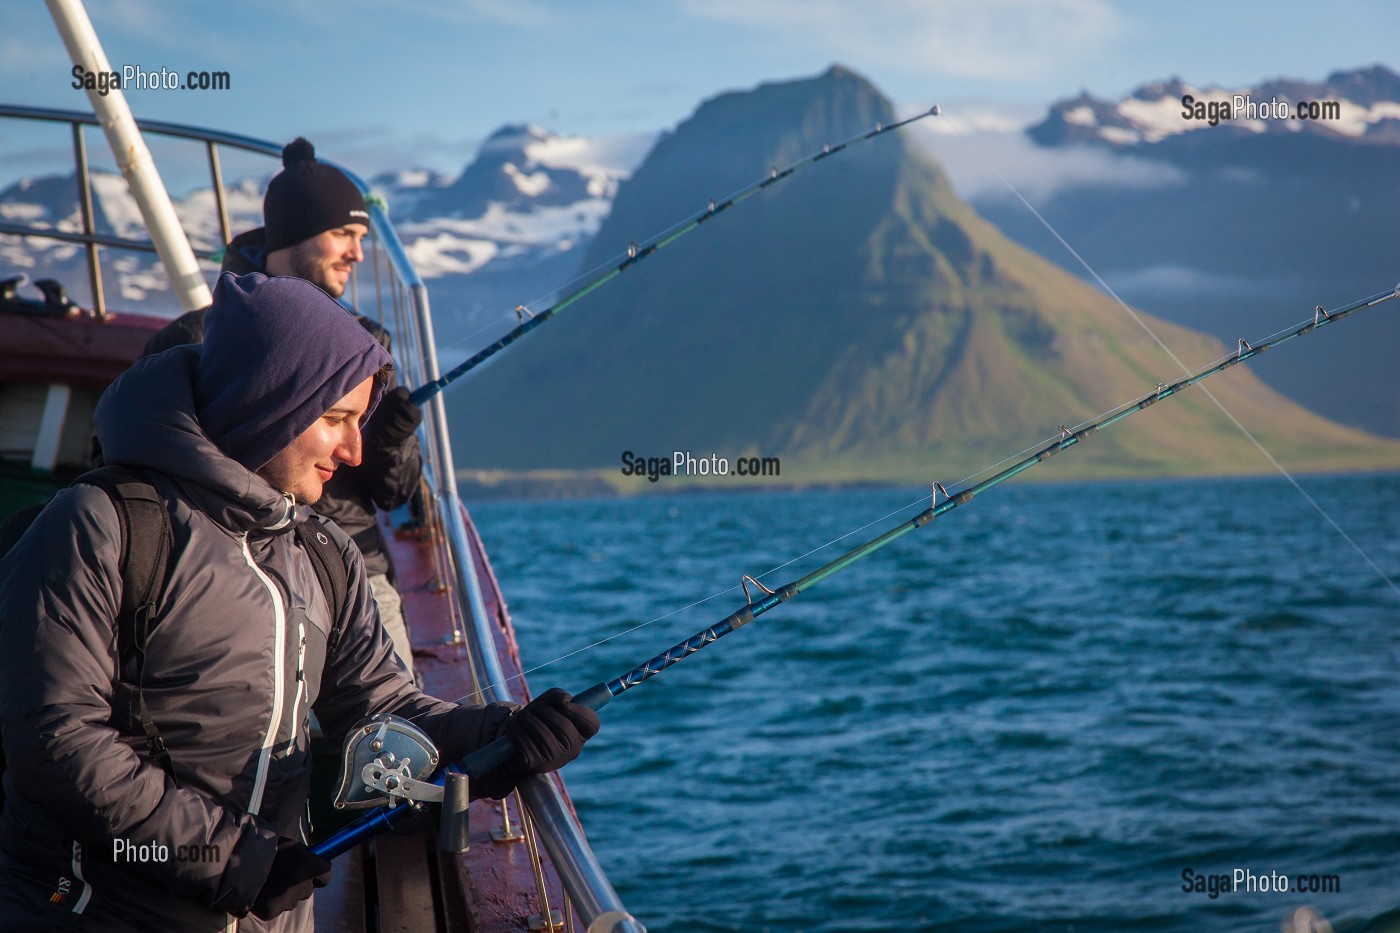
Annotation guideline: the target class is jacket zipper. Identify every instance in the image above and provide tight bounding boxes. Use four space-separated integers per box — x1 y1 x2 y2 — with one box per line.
292 622 310 846
240 532 286 817
289 622 307 741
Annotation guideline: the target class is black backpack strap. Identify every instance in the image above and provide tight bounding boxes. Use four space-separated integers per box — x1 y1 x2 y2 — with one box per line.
0 503 46 557
76 466 178 784
295 519 349 655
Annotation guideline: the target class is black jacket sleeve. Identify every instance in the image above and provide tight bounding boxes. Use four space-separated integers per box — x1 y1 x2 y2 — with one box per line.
141 308 209 358
310 519 512 764
359 397 424 511
354 318 423 511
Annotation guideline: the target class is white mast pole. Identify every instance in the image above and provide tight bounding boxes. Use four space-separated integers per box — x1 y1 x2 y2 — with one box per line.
46 0 212 311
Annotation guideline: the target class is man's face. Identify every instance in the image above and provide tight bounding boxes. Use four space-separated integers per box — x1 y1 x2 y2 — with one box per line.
274 224 367 298
256 376 373 504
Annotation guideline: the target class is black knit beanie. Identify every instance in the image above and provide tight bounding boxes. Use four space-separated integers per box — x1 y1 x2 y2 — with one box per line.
195 273 392 471
263 138 370 253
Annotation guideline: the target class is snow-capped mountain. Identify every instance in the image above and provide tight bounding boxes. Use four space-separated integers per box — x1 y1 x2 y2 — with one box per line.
0 124 647 325
1030 65 1400 147
372 124 641 281
5 65 1396 441
974 64 1400 438
0 170 265 314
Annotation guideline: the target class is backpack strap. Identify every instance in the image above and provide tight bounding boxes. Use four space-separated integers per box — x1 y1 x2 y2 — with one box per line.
5 471 354 787
0 504 45 557
295 519 349 655
75 466 178 785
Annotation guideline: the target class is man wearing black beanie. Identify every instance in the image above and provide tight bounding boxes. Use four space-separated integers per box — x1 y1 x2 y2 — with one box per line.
261 137 371 299
143 139 423 679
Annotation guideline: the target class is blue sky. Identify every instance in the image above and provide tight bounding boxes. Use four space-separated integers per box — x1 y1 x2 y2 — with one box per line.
3 0 1397 180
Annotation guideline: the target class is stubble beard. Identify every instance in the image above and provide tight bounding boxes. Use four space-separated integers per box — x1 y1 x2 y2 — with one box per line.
288 241 346 298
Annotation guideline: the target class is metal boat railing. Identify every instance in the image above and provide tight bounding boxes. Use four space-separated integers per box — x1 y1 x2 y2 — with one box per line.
360 210 644 933
0 103 277 316
0 103 643 932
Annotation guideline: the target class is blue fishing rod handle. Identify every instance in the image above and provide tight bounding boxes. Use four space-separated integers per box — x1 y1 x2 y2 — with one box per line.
311 684 612 860
573 681 614 711
311 802 405 859
454 682 613 778
407 382 438 406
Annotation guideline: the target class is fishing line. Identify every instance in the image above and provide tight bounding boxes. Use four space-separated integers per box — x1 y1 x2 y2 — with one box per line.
442 493 934 706
322 281 1399 860
440 389 1256 707
935 109 1400 601
440 109 1400 707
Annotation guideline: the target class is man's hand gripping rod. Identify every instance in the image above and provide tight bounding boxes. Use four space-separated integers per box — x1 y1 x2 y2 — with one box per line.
314 683 613 858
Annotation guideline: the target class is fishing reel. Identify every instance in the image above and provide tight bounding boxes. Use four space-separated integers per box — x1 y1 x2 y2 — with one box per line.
332 713 473 852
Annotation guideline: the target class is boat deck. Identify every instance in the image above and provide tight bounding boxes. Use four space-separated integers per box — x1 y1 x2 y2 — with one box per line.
312 504 578 932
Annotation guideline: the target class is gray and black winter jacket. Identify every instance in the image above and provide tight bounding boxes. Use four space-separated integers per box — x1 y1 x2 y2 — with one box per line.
0 347 508 930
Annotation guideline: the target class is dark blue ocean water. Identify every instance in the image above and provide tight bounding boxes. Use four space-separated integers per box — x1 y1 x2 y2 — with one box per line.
471 474 1400 933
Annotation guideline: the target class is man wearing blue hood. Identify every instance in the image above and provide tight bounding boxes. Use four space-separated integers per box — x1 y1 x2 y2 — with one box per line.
0 274 599 931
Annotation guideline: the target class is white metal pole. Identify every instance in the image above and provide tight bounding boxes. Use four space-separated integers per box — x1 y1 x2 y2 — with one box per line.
46 0 212 311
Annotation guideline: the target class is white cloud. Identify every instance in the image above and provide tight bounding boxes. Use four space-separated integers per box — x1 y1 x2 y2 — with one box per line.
524 131 655 179
1100 264 1288 300
0 35 69 74
681 0 1124 80
916 99 1044 134
912 115 1187 201
276 0 558 29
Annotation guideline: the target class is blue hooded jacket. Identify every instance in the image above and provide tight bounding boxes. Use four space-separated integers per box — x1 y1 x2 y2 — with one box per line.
0 273 509 930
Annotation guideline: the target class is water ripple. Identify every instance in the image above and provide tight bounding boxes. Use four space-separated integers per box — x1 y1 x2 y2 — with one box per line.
471 474 1400 932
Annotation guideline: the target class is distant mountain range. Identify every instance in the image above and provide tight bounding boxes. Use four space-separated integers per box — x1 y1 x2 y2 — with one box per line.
0 122 641 336
974 64 1400 438
444 66 1400 485
3 64 1397 485
373 123 634 277
0 170 263 313
1030 65 1400 147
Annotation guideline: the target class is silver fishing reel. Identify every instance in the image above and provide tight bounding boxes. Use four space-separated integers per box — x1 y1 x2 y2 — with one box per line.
333 714 442 809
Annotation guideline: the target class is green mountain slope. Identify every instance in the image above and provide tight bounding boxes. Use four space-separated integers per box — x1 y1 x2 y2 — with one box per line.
448 66 1400 486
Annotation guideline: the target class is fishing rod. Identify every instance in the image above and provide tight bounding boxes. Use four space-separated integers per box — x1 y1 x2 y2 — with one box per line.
316 282 1398 859
406 105 940 406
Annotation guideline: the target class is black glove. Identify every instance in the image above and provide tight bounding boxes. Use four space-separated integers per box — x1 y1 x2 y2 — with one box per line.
504 687 600 774
249 837 332 920
473 689 600 799
365 385 423 447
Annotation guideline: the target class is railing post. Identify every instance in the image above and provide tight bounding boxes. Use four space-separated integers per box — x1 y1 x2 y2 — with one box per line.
70 122 105 317
356 190 645 933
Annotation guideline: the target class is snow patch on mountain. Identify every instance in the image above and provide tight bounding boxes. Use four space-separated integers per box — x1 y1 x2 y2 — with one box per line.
402 233 499 278
502 162 553 198
1330 100 1400 137
1032 66 1400 148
